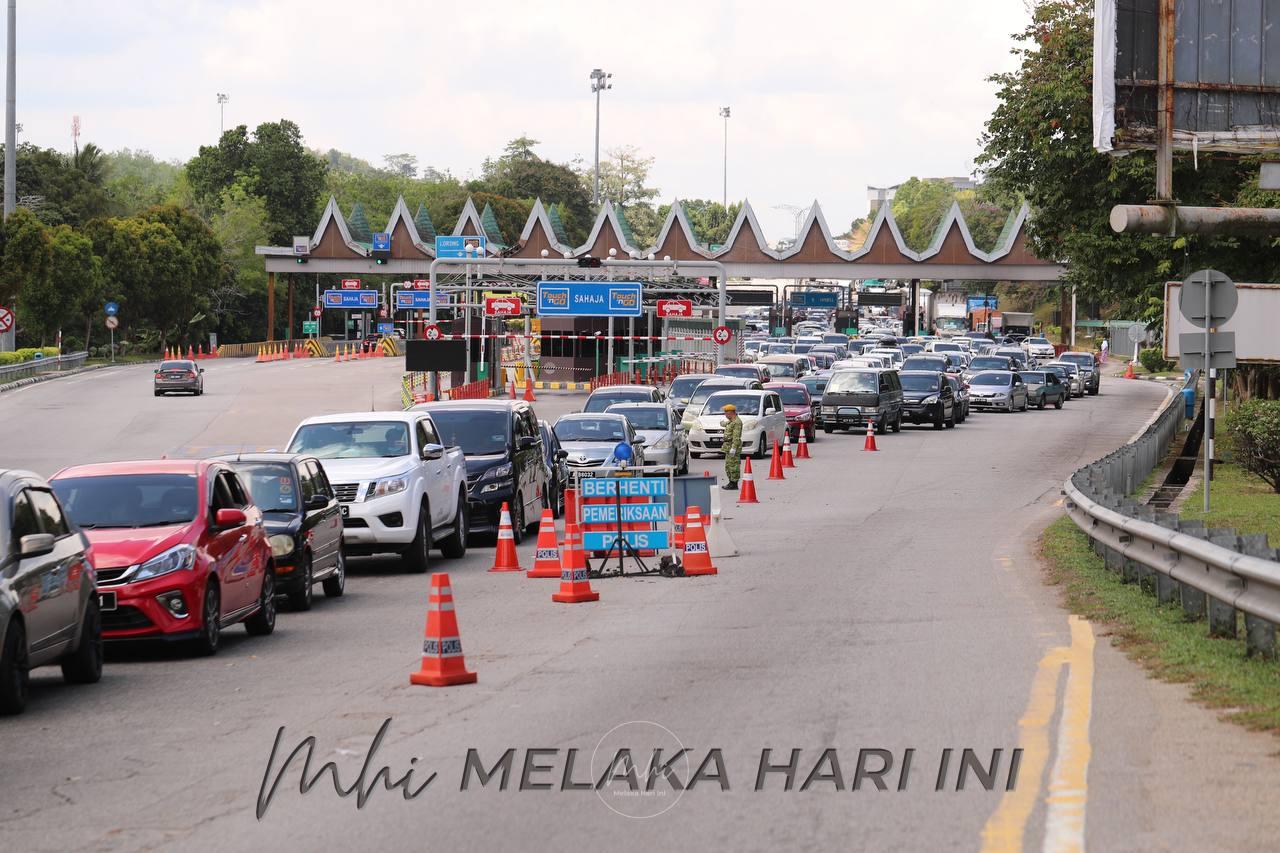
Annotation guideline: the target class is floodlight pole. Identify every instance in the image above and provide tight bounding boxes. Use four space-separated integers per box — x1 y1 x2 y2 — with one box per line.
4 0 15 219
590 69 611 207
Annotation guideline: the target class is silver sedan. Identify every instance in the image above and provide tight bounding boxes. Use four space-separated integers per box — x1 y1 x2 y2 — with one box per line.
605 402 688 474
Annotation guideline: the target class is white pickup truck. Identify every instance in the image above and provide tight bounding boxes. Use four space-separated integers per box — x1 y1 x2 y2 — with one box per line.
286 411 469 573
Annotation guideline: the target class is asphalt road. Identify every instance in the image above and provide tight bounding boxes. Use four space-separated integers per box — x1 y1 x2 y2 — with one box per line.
2 358 1278 852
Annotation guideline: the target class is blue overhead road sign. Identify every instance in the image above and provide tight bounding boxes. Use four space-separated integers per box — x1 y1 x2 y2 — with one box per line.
536 281 643 318
322 290 379 309
371 232 391 251
435 235 487 258
789 291 839 308
395 291 449 309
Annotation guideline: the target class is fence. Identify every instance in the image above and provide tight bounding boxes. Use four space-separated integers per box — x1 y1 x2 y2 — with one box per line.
1063 370 1280 659
0 351 89 386
401 372 496 408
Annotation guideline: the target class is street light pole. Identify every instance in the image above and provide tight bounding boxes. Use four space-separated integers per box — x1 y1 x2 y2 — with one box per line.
5 0 16 219
216 93 228 136
590 68 611 207
719 107 730 208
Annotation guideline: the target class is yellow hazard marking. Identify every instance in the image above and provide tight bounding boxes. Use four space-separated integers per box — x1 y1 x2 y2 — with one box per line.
980 615 1095 853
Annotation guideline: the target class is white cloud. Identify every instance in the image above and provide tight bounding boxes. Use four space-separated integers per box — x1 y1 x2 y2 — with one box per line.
15 0 1027 242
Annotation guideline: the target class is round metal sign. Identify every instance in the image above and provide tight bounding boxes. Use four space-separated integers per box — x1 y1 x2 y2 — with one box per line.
105 315 119 330
1179 269 1238 329
312 306 322 319
0 306 12 333
711 325 733 345
423 324 442 341
1126 324 1146 344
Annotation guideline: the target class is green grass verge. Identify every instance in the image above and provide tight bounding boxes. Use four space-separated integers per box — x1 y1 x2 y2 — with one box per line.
1181 463 1280 546
1042 515 1280 733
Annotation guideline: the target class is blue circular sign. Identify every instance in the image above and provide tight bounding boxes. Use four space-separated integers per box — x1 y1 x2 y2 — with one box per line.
104 301 119 317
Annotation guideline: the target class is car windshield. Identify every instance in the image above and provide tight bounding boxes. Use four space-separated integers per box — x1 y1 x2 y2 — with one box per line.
52 473 199 529
584 391 648 413
763 361 797 377
902 357 945 371
609 406 669 431
687 383 741 410
973 373 1011 386
704 393 762 415
1060 353 1093 367
159 361 194 372
669 375 711 398
776 387 809 405
425 410 510 455
901 374 940 392
555 418 627 442
237 463 299 512
800 378 828 396
899 344 924 356
826 372 877 393
1049 362 1079 375
932 343 961 352
289 421 411 459
792 343 815 353
1019 372 1047 384
716 366 760 379
1029 338 1051 346
969 357 1008 371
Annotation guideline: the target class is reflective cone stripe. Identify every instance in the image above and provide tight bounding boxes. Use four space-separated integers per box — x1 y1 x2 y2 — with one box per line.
738 458 759 504
409 573 477 686
552 521 598 603
796 431 811 459
681 507 717 576
527 509 561 578
490 502 523 572
863 421 878 452
768 439 786 480
782 431 796 468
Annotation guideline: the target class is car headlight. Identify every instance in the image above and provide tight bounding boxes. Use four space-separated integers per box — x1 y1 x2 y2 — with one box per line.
134 544 197 581
921 395 939 404
822 406 837 414
269 534 296 559
650 437 672 450
369 474 409 499
993 391 1009 398
482 463 513 480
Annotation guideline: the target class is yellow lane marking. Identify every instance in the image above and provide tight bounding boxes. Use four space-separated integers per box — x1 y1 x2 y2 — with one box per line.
980 615 1096 853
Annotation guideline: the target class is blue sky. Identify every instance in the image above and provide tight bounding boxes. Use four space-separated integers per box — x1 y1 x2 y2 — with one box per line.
13 0 1029 240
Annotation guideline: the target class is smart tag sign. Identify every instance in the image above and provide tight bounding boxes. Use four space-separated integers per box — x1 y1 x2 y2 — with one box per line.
536 281 642 318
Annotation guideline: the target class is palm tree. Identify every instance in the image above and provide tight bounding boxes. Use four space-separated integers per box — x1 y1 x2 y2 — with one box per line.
73 142 108 185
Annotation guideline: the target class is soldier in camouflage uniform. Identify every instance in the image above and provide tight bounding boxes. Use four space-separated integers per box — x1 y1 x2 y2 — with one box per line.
721 404 743 489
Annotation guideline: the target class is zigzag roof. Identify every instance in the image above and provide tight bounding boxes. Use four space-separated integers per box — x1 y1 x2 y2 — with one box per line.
575 200 641 257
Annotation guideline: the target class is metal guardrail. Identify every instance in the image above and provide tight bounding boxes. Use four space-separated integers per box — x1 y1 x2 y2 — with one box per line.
0 351 89 385
1063 369 1280 658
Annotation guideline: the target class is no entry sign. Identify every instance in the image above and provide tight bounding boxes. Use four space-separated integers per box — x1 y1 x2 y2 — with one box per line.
0 307 13 333
656 299 693 318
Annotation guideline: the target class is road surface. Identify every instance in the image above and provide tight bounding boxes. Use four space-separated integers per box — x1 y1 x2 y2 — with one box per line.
2 358 1278 851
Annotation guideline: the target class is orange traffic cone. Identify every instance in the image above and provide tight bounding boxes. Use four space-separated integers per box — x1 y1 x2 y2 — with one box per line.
796 430 811 459
781 431 796 468
1123 361 1136 379
186 345 194 360
523 378 536 402
738 457 760 503
409 573 477 686
767 439 786 480
863 421 878 452
509 380 517 400
681 507 717 576
552 521 599 603
489 502 523 572
527 510 561 578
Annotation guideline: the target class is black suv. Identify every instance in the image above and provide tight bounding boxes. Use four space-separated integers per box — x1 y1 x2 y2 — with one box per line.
411 400 550 542
217 453 346 610
900 370 957 429
820 368 903 435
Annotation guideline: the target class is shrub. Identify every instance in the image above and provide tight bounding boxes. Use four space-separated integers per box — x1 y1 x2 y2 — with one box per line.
1139 346 1173 373
1223 399 1280 493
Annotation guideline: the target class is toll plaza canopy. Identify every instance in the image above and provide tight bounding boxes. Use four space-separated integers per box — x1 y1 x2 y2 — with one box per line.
256 195 1065 282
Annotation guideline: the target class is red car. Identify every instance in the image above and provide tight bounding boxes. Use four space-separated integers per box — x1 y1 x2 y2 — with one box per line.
49 460 275 655
764 381 816 442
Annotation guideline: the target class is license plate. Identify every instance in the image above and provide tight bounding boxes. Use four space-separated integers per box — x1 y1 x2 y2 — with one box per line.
98 591 117 611
340 505 349 518
706 439 723 447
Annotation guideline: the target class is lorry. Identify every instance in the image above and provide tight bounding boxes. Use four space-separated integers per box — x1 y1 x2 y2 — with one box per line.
931 291 969 337
286 411 470 572
1000 311 1035 340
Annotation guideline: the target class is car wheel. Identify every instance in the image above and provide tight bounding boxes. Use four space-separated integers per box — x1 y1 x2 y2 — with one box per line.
806 425 816 443
1055 396 1064 409
754 439 766 460
549 476 563 518
323 550 347 597
510 496 525 545
933 415 944 430
60 598 103 684
404 504 432 574
1038 397 1046 410
193 582 221 656
244 565 276 636
876 418 887 435
823 426 833 434
0 620 30 715
945 410 956 428
287 554 313 612
154 390 163 397
1020 397 1029 412
439 492 468 559
893 414 903 433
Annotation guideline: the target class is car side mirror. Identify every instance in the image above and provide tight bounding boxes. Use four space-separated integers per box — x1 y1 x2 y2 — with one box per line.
422 443 445 461
305 494 329 511
632 436 647 446
764 407 777 415
19 533 55 559
198 368 205 374
214 508 247 528
517 435 538 450
154 369 160 375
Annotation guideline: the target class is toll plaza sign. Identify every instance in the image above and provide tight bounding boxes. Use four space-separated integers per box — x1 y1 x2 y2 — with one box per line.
323 290 379 309
536 281 643 318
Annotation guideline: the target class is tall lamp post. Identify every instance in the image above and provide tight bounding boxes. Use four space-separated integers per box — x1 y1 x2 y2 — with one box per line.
719 106 731 208
216 93 228 135
590 68 612 207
